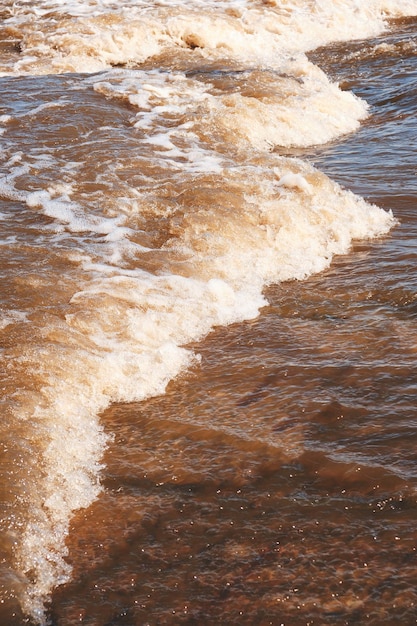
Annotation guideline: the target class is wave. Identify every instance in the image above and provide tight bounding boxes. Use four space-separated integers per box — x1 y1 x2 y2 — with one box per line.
0 0 415 623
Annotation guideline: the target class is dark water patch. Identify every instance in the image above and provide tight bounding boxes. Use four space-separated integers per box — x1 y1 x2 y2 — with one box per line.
305 19 417 201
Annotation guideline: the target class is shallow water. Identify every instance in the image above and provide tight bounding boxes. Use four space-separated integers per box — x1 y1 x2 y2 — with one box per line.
0 2 417 624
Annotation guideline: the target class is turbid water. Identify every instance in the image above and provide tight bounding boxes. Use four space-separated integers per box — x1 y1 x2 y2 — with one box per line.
0 1 416 624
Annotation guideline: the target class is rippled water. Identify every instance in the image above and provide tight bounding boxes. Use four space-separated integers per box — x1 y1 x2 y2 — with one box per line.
0 2 416 624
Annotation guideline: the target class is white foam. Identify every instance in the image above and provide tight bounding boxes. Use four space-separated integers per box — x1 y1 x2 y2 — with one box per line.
93 64 367 153
0 310 29 330
2 0 416 76
276 171 313 194
94 71 227 168
211 60 368 149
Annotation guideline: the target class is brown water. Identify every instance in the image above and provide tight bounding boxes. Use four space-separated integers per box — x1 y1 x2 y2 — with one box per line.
51 252 417 624
0 2 417 625
54 24 417 625
55 272 417 625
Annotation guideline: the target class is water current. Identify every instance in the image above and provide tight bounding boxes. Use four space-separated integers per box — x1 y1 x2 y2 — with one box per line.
0 1 416 624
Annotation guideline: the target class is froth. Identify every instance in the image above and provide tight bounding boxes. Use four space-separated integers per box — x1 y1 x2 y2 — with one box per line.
4 1 417 75
0 310 28 331
94 64 368 153
158 161 395 286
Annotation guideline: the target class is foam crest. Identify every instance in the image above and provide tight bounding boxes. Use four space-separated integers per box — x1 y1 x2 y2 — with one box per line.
210 61 368 149
94 64 367 152
3 0 417 75
158 160 396 286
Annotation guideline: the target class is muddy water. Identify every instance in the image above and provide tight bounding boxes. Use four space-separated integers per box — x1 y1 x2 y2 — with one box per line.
54 279 417 624
0 2 416 624
51 21 417 626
